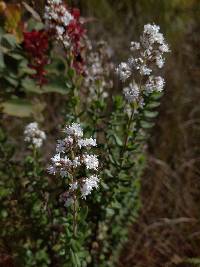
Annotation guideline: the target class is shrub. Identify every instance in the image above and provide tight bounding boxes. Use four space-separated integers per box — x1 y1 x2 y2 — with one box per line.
0 1 170 266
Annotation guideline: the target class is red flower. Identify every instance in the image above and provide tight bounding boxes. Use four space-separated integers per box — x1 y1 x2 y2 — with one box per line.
72 54 86 75
67 8 87 74
23 30 49 86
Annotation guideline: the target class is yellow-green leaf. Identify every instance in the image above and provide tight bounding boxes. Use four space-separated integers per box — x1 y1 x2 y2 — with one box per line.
1 99 34 117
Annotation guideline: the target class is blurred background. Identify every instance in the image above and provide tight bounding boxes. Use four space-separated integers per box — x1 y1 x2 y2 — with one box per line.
6 0 200 266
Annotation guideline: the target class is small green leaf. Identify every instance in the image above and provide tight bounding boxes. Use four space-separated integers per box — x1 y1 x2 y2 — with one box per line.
113 134 123 146
9 53 24 60
42 83 69 95
141 121 155 129
22 3 42 22
113 95 123 109
21 78 40 93
70 249 79 267
106 208 115 217
4 76 18 86
1 99 34 117
2 34 17 49
144 110 159 118
108 154 119 166
150 91 163 100
104 169 113 178
146 101 160 109
0 53 5 69
0 187 11 198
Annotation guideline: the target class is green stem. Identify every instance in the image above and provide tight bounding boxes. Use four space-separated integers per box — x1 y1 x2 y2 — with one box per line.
70 148 78 238
33 145 38 178
73 194 77 237
120 108 135 167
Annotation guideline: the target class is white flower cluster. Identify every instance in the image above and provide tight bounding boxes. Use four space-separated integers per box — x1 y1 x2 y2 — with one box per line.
47 123 100 205
116 23 170 106
84 40 114 101
123 82 140 103
145 76 165 93
44 0 74 48
24 122 46 148
81 175 99 199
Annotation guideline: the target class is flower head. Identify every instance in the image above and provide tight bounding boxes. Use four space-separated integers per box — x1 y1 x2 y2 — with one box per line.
48 122 100 206
123 82 140 103
65 123 83 138
24 122 46 148
81 175 99 199
84 40 113 101
145 76 165 94
44 0 86 74
116 23 170 108
83 154 99 170
116 62 132 82
78 138 97 148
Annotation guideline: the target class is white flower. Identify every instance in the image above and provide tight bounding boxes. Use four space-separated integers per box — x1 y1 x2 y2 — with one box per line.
50 153 80 178
156 55 165 68
64 196 74 207
24 122 46 148
56 26 65 36
130 41 140 51
72 157 81 168
116 62 132 82
60 169 68 178
159 43 170 53
56 140 65 153
143 24 164 45
83 154 99 170
154 76 165 92
44 0 74 46
116 23 170 107
65 123 83 138
128 57 137 69
32 138 43 148
85 41 113 102
81 175 99 199
62 156 72 167
70 181 78 191
144 23 160 35
78 138 97 148
139 65 152 75
145 76 165 93
51 153 61 165
61 12 74 26
56 137 73 153
47 0 62 4
63 39 70 48
123 82 140 103
48 122 100 205
47 165 57 175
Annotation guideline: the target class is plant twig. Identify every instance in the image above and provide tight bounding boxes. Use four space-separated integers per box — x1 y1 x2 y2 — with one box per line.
73 194 77 237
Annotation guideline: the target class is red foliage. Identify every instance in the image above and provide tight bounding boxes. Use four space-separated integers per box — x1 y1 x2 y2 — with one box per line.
67 8 87 75
67 8 85 54
0 253 14 267
23 30 49 86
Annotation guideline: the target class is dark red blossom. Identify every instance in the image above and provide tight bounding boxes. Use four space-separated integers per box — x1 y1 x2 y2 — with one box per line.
72 54 86 75
23 30 49 86
67 14 85 55
67 8 86 74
